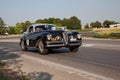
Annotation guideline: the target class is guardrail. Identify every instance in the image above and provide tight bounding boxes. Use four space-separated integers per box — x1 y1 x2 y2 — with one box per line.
79 32 97 37
111 32 120 37
111 32 120 35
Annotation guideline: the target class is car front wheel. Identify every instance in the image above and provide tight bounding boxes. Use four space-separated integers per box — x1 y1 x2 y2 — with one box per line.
20 40 27 51
38 39 48 55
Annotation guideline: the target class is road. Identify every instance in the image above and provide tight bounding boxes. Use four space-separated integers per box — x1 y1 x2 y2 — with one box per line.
0 38 120 80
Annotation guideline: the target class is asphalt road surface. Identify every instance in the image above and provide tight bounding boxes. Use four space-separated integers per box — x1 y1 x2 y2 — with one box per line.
0 38 120 80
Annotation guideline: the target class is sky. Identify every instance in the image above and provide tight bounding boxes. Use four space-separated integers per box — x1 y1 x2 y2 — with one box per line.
0 0 120 26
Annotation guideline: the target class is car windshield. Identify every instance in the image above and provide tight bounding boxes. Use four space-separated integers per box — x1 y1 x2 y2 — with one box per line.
35 25 56 32
35 25 46 32
47 25 56 30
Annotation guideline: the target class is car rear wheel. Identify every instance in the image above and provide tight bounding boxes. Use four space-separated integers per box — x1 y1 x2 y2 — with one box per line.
38 39 48 55
20 40 27 51
69 46 79 52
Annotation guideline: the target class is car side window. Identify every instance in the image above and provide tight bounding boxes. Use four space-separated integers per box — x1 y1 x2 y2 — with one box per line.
35 25 46 32
29 26 33 33
35 26 42 32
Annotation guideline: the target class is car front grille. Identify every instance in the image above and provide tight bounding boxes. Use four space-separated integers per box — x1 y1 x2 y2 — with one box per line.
62 32 68 45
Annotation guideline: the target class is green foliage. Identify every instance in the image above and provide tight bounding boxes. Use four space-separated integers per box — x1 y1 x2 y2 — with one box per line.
69 16 81 29
93 28 120 38
47 18 55 24
0 17 6 34
79 29 92 32
1 16 82 32
35 16 81 29
14 21 31 34
7 26 15 34
35 18 62 27
94 33 110 38
14 23 24 34
53 18 62 26
93 33 120 39
84 23 89 29
0 17 5 28
23 21 31 31
62 18 70 29
103 20 118 28
35 19 48 23
90 21 101 28
111 33 120 38
62 16 81 29
0 27 6 34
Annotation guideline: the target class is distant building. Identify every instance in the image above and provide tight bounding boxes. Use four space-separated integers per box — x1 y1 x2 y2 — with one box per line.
109 24 120 28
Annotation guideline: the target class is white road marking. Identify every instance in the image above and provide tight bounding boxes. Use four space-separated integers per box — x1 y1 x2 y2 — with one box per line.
82 44 95 47
22 54 114 80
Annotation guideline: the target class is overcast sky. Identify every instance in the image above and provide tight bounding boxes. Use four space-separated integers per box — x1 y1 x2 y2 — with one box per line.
0 0 120 26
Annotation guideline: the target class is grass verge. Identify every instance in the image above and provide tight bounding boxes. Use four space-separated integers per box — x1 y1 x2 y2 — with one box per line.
93 28 120 39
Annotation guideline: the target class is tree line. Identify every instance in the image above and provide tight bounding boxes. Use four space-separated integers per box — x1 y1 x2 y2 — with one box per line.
0 16 119 34
84 20 119 29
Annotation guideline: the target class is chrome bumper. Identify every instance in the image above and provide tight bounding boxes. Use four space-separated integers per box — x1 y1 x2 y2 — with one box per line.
45 40 82 48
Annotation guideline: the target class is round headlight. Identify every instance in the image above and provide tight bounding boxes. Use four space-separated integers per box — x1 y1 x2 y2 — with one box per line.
77 34 81 39
56 36 61 40
47 34 52 40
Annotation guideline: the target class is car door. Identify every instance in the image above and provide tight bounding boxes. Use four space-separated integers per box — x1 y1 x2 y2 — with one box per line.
26 26 36 47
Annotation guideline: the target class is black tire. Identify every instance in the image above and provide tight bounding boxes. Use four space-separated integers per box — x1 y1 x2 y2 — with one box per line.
48 49 53 53
69 46 79 52
20 40 27 51
38 39 48 55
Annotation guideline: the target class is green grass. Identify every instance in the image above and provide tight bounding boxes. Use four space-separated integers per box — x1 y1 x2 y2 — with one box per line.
93 28 120 39
68 29 92 32
79 29 92 32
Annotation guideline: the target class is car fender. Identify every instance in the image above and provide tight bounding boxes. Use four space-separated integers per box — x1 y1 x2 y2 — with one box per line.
35 32 50 47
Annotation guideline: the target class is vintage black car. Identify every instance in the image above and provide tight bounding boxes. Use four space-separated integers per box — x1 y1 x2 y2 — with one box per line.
20 24 82 55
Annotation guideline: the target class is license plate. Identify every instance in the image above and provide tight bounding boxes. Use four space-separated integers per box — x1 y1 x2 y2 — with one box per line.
70 38 76 41
51 38 56 41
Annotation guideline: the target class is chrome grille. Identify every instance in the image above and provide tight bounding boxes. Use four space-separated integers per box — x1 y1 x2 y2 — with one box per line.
62 32 68 45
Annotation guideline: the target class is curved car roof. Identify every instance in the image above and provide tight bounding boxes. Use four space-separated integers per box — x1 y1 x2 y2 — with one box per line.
31 24 54 27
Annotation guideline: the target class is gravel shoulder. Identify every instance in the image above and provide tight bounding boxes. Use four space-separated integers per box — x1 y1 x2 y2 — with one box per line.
21 54 88 80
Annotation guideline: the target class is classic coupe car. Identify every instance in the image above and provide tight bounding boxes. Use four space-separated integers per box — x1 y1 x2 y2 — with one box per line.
20 24 82 55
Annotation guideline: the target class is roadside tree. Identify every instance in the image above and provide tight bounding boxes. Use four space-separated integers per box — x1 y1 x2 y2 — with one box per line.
103 20 117 28
69 16 81 29
90 21 101 28
7 26 15 34
0 17 6 34
14 23 23 34
23 21 31 31
84 23 90 29
62 16 81 29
